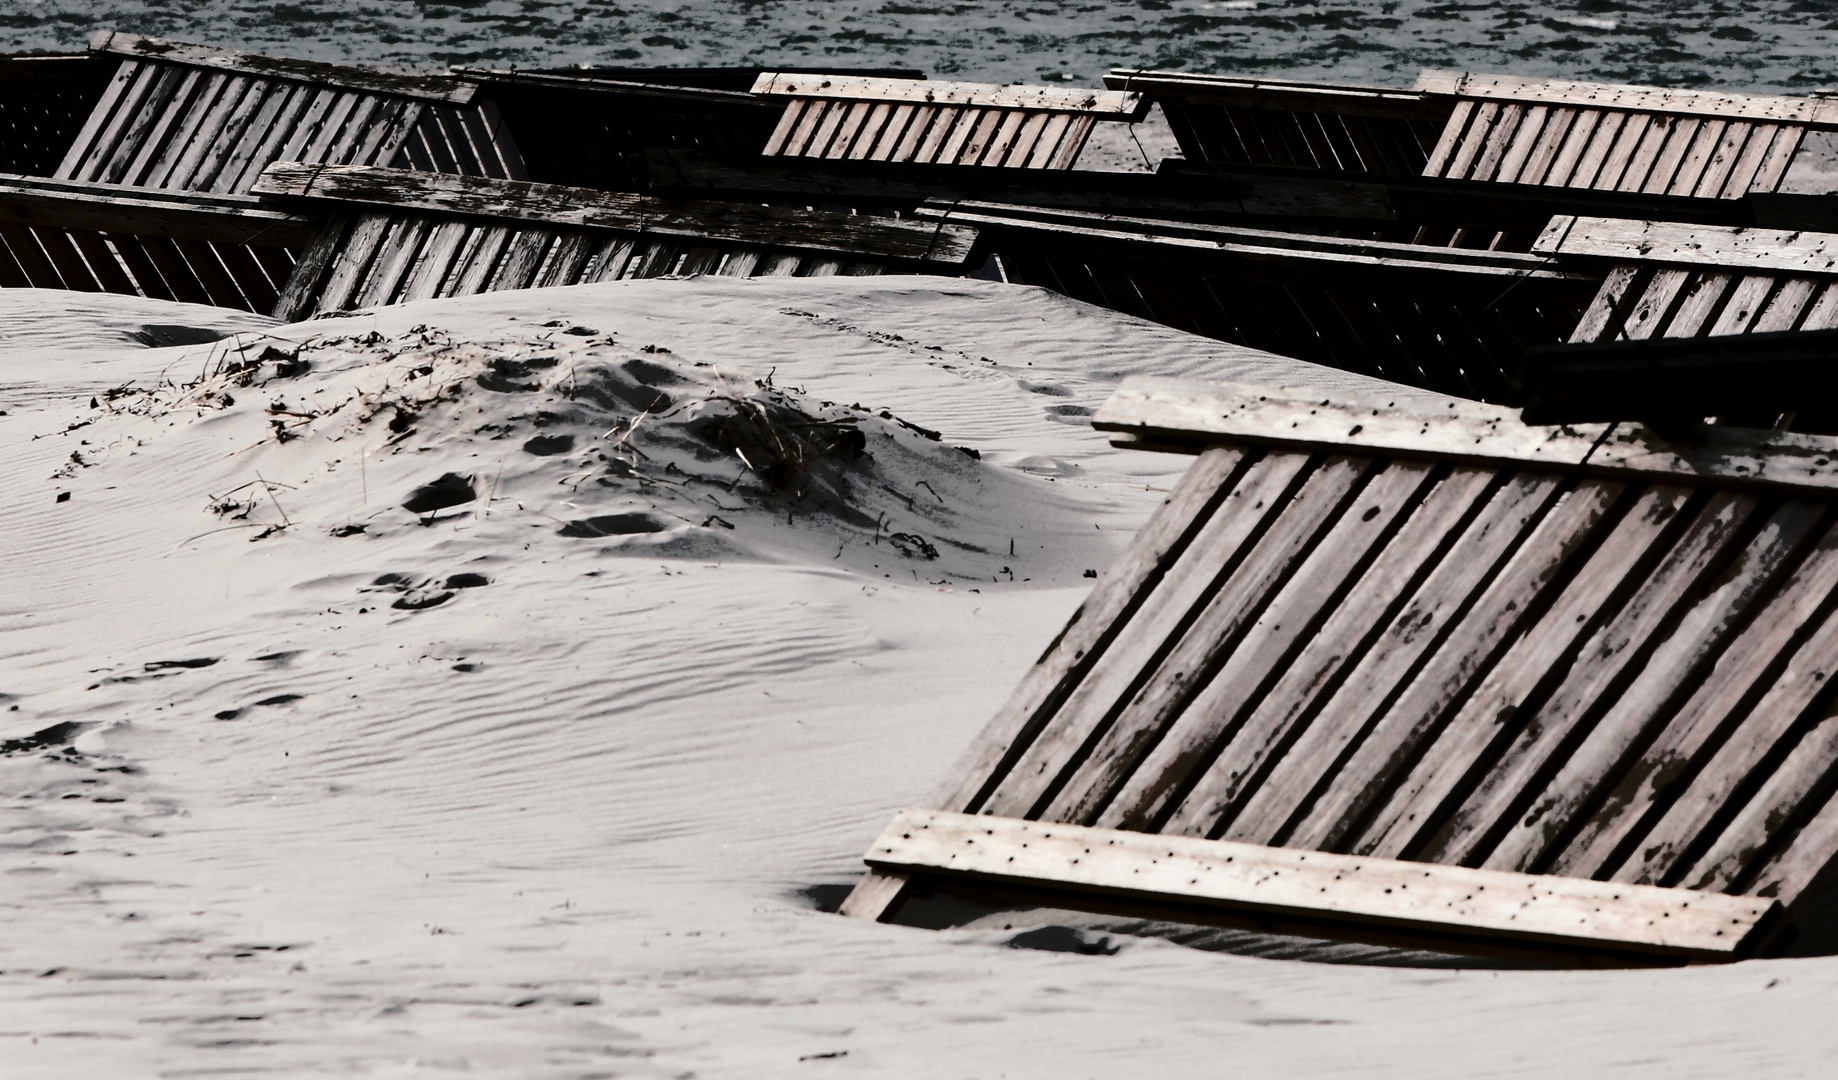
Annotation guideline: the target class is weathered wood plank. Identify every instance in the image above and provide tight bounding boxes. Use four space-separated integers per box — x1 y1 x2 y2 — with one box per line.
1620 268 1691 340
838 868 912 921
754 72 1146 118
865 808 1778 959
1614 582 1838 886
1705 274 1784 336
1499 501 1828 876
1094 376 1838 495
1566 264 1642 343
1540 107 1603 187
1353 485 1693 860
254 163 979 266
971 451 1300 817
1043 456 1377 826
1171 466 1501 840
1659 271 1735 338
1096 461 1442 832
935 447 1252 813
0 172 316 246
1430 490 1763 866
89 30 473 103
1417 70 1838 127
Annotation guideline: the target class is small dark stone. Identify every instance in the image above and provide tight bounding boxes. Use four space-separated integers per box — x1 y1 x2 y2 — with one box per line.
55 492 70 503
522 433 574 456
444 572 489 589
402 473 475 514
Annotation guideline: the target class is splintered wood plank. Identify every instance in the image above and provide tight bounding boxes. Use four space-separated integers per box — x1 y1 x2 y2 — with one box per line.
1751 277 1822 333
967 450 1296 817
1096 461 1443 832
1678 708 1838 896
1171 467 1502 841
1042 456 1377 827
864 809 1776 960
1283 479 1621 852
1431 490 1764 867
1613 565 1838 886
1705 274 1782 336
761 98 810 155
1569 265 1643 343
1550 518 1838 879
937 447 1255 813
1353 485 1691 860
54 59 141 181
1640 117 1701 195
1660 272 1735 339
1566 110 1630 189
1421 99 1475 177
1494 499 1825 875
1619 269 1691 340
1540 107 1603 187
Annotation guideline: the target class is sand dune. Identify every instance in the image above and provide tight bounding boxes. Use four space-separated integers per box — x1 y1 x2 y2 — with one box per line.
3 276 1833 1077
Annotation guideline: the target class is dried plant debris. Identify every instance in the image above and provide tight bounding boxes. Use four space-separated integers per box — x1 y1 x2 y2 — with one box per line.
57 325 1085 582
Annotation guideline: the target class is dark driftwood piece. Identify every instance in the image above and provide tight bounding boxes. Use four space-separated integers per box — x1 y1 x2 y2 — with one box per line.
841 377 1838 963
254 163 980 320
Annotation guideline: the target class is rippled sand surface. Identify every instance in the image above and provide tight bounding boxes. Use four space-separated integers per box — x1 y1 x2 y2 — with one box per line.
2 2 1831 92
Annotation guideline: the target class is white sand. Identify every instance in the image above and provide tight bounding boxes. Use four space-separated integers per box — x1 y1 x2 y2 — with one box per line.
3 278 1834 1077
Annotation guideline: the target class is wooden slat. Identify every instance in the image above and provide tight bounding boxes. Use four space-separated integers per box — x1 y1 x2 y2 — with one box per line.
308 212 391 312
1593 113 1654 191
938 447 1252 812
1420 99 1474 177
97 63 189 184
1620 268 1691 340
1615 594 1838 887
1534 216 1838 275
844 102 894 160
488 226 555 290
1353 484 1692 859
132 67 218 187
1429 490 1763 866
1567 264 1643 343
1717 123 1786 198
1540 107 1603 187
1045 115 1095 169
0 172 314 246
1666 118 1730 196
1802 283 1838 331
171 236 249 307
1752 126 1807 193
1705 274 1782 336
805 98 853 159
1566 110 1630 190
1042 456 1378 826
1691 122 1755 199
1095 376 1838 495
1095 461 1443 831
995 110 1049 168
397 218 468 301
215 81 307 193
760 98 809 156
59 60 157 182
0 222 66 286
1751 277 1822 333
861 102 914 160
53 59 140 180
887 104 941 161
446 222 513 295
863 809 1776 959
1172 466 1502 839
1468 102 1529 182
1496 501 1829 875
751 73 1145 118
1639 117 1701 195
272 87 343 168
1491 104 1550 183
1691 710 1838 890
1660 272 1735 338
1020 112 1075 169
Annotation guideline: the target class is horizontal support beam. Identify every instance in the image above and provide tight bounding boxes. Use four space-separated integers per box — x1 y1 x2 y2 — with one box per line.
254 163 978 265
449 66 771 108
1535 215 1838 275
89 30 474 103
918 200 1587 279
751 72 1147 120
1518 328 1838 424
1105 69 1449 121
1415 69 1838 127
864 809 1776 961
0 171 315 246
1093 375 1838 495
646 150 1398 221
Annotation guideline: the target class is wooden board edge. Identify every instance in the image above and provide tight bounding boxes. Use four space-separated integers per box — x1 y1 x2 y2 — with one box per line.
751 71 1148 120
89 30 474 103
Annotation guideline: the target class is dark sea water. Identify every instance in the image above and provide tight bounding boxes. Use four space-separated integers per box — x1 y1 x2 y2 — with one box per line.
0 2 1833 94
